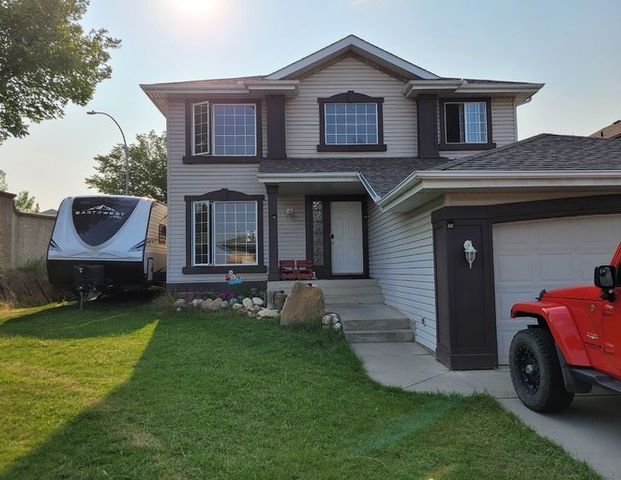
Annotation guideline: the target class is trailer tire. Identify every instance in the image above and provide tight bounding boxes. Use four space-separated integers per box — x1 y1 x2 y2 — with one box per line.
509 328 574 413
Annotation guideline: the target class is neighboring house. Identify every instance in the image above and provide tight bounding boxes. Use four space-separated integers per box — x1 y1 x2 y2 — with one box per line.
142 35 621 370
591 120 621 139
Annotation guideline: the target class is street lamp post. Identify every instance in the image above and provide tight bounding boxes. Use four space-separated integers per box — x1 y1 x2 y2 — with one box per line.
87 110 130 195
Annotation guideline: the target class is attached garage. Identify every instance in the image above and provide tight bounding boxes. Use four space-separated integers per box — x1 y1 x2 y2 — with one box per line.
493 214 621 364
432 194 621 370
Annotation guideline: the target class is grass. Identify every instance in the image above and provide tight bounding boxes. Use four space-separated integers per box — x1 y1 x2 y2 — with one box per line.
0 299 600 479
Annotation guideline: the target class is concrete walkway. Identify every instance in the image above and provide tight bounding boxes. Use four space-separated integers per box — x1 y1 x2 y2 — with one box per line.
352 342 621 480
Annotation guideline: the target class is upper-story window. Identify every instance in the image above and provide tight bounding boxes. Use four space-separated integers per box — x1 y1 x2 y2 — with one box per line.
324 103 378 146
442 100 491 145
212 104 256 156
187 101 260 161
317 91 386 152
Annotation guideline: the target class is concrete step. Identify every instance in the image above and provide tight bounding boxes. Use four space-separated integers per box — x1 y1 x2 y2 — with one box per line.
342 317 411 331
327 303 408 321
321 286 385 297
323 293 385 304
345 329 414 343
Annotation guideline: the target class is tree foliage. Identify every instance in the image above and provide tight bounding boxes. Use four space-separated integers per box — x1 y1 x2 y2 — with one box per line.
85 130 167 203
0 169 7 191
14 190 39 212
0 0 120 143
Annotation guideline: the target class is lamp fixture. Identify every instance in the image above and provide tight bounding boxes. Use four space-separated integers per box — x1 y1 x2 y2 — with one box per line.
464 240 477 269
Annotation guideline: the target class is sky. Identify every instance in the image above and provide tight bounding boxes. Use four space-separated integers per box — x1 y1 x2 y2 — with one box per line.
1 0 620 210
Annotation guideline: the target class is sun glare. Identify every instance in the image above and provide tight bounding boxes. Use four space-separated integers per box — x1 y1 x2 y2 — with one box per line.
172 0 217 15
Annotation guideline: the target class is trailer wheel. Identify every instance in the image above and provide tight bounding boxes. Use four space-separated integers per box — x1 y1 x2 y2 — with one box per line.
509 328 574 412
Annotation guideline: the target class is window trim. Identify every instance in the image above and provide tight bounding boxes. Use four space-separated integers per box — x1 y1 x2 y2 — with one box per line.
439 97 496 151
183 99 263 164
211 103 257 158
191 101 210 156
183 189 266 274
317 91 387 152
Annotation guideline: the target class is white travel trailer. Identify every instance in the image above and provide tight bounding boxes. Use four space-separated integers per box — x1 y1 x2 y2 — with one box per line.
47 195 167 292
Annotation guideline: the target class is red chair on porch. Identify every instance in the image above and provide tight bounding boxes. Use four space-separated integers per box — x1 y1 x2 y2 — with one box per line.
279 260 314 280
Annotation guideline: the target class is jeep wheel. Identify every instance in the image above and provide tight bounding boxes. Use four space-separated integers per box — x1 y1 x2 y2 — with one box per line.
509 328 574 413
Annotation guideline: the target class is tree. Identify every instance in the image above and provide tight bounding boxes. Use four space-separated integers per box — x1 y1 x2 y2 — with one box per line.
85 130 167 202
0 169 7 191
0 0 120 143
14 191 39 213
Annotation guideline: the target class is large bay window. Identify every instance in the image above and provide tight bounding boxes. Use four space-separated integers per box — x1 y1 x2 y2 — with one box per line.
186 101 261 162
184 189 265 274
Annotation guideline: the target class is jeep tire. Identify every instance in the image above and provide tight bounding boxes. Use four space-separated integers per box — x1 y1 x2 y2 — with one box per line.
509 328 574 413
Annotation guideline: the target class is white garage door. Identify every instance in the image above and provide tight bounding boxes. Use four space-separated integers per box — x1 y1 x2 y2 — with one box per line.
493 214 621 365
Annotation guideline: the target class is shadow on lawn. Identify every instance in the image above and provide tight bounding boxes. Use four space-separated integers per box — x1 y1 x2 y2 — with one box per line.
0 300 156 340
0 303 459 480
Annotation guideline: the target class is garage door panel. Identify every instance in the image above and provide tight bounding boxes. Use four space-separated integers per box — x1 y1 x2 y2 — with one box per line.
493 214 621 365
494 254 533 281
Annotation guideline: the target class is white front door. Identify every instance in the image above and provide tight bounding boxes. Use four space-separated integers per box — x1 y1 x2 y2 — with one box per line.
330 201 364 275
493 214 621 364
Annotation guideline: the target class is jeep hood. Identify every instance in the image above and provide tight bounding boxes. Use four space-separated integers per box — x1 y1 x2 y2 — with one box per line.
540 285 601 301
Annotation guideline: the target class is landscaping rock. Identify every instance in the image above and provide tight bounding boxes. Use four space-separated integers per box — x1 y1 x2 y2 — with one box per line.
257 308 279 318
191 299 203 308
242 297 253 309
212 298 223 310
252 297 264 306
232 303 243 310
221 300 229 309
322 314 332 325
201 299 214 311
280 282 325 326
174 299 186 308
333 322 342 331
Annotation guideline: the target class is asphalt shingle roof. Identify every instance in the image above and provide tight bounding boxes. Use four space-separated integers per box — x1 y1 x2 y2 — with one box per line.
437 134 621 171
259 157 445 197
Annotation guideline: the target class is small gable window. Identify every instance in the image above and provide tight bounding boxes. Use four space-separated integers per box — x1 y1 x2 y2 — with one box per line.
317 91 386 152
443 101 489 144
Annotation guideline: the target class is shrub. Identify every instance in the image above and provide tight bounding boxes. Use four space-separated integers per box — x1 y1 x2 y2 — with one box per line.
151 290 179 314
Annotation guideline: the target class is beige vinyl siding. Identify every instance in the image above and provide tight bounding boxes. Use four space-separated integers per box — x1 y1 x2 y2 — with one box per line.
438 97 517 159
166 99 268 284
368 199 438 350
285 56 418 157
278 195 306 260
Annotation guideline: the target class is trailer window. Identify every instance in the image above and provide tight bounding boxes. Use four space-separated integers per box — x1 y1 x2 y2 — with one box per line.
158 224 167 244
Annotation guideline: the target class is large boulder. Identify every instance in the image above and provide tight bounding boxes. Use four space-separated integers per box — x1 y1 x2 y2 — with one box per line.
280 283 325 326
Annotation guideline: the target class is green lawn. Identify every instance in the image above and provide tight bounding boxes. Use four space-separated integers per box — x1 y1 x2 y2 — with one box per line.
0 300 599 479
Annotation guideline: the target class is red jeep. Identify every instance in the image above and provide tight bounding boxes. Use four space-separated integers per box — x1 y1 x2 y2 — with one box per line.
510 242 621 412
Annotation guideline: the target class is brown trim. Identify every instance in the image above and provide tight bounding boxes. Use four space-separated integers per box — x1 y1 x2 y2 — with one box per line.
305 195 369 279
317 91 386 153
265 95 287 159
266 184 279 281
184 99 263 163
431 194 621 370
438 97 496 151
416 94 439 159
184 188 265 275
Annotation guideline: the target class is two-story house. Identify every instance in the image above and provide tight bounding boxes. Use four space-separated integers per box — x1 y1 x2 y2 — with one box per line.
142 35 621 370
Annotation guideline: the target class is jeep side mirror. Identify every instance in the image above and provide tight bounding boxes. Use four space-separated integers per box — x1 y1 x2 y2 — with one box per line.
594 265 616 289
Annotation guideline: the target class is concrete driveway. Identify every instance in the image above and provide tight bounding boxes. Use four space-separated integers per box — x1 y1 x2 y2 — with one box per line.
352 342 621 480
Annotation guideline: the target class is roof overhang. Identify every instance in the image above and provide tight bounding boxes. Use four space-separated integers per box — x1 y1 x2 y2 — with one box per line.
256 171 381 200
379 170 621 213
402 80 544 105
140 80 299 115
265 34 440 81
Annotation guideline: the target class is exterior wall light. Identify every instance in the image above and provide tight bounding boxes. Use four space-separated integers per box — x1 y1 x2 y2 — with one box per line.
464 240 477 269
286 207 295 219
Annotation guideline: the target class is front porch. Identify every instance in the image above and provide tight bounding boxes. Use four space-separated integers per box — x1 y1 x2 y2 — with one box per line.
266 185 371 282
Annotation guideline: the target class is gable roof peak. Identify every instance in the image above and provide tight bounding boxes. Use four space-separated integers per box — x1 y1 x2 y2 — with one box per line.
265 34 440 81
